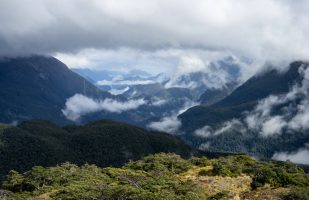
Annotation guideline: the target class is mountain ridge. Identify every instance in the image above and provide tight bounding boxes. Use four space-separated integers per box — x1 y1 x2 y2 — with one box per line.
0 55 113 124
179 61 309 160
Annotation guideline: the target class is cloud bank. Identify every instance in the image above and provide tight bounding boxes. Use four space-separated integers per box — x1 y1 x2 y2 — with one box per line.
62 94 146 121
1 0 309 72
272 146 309 165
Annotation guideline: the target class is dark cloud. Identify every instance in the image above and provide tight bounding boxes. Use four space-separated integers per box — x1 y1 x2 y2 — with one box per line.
0 0 309 63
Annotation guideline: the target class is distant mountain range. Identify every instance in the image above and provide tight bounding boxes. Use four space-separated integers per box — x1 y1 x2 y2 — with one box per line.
73 56 241 98
0 55 239 130
71 57 242 129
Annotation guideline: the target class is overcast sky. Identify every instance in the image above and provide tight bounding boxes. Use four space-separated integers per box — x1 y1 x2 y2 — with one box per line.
1 0 309 76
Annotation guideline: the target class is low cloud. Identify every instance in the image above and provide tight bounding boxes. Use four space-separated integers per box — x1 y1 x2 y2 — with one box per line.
62 94 146 121
194 119 245 138
194 64 309 138
108 86 130 95
243 64 309 136
0 121 18 126
148 100 198 134
150 98 168 107
147 115 181 133
97 79 156 86
272 146 309 165
164 55 244 90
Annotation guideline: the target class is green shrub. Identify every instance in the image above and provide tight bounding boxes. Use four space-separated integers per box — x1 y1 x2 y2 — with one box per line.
282 187 309 200
207 191 229 200
190 157 211 166
126 153 192 174
198 169 210 176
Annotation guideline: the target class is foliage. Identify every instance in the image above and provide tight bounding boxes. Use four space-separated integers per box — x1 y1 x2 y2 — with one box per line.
207 191 230 200
1 153 207 200
126 153 192 174
0 119 197 179
205 155 309 189
282 187 309 200
1 153 309 199
190 157 211 167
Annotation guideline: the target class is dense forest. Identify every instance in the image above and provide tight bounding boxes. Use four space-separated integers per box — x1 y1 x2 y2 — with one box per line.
0 120 200 180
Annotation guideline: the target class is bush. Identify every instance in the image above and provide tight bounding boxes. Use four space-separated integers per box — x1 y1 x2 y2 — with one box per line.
282 187 309 200
250 163 309 189
190 157 210 167
207 191 229 200
126 153 192 174
198 169 210 176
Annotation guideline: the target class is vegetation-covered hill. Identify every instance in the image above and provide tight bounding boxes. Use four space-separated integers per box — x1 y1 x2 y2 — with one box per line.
0 55 113 124
179 61 309 158
180 61 304 133
0 153 308 200
0 120 198 180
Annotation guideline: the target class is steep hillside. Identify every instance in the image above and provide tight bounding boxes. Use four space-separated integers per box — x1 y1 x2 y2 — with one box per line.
181 61 304 130
199 82 238 105
1 153 308 200
215 61 302 107
179 61 309 159
0 120 197 179
0 55 112 124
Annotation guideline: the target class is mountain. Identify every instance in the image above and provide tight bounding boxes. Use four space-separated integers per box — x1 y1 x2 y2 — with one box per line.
180 62 303 131
179 61 309 159
199 81 238 105
70 57 242 130
164 56 241 95
73 68 155 95
215 61 302 107
0 55 194 128
1 153 308 199
0 119 198 179
0 55 113 124
72 68 124 83
74 56 242 99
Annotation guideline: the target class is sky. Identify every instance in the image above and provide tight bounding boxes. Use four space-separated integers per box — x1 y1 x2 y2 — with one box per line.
1 0 309 77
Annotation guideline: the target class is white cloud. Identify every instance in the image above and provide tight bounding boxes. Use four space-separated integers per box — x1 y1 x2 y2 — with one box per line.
96 79 156 86
261 116 287 137
194 119 245 138
194 125 212 138
2 0 309 76
54 52 94 69
147 100 198 134
55 48 176 74
272 147 309 165
244 65 309 136
150 98 168 107
147 115 181 134
108 87 130 95
62 94 146 121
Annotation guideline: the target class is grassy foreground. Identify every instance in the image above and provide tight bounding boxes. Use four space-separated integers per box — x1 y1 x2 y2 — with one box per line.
0 153 308 200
